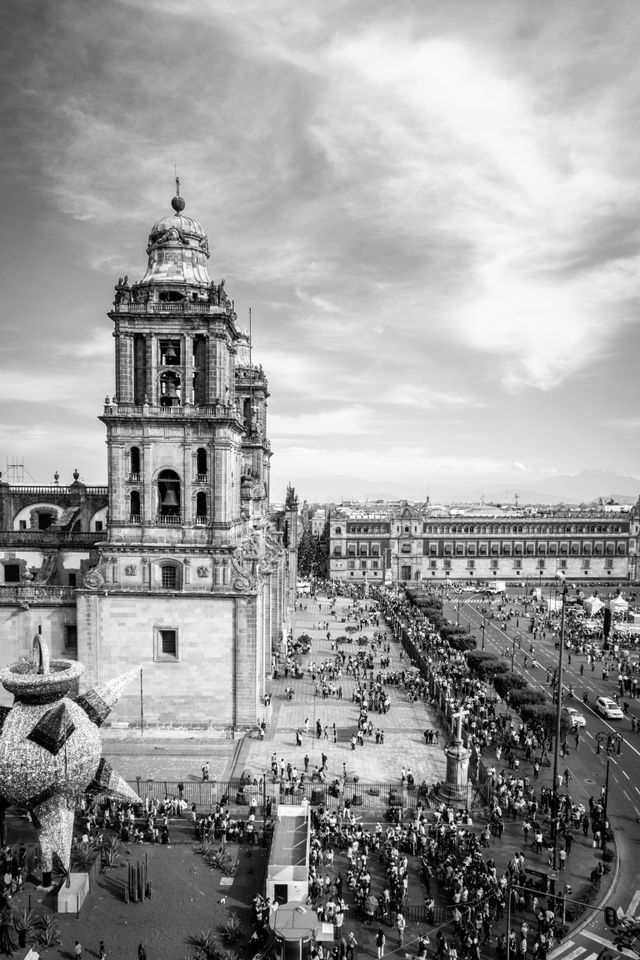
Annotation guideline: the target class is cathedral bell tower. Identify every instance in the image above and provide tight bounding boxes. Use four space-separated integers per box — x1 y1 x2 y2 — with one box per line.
76 185 286 730
101 181 244 542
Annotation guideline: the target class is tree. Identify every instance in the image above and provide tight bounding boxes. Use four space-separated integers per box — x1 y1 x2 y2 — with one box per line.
494 672 529 699
297 529 326 577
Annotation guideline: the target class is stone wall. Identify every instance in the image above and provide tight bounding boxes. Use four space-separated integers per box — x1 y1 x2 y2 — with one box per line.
77 592 237 727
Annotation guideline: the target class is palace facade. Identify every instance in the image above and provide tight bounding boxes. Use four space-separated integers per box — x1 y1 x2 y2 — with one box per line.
329 502 640 585
0 187 294 727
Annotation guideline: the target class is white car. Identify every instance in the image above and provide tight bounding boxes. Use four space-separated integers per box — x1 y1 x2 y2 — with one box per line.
566 707 586 728
595 696 624 720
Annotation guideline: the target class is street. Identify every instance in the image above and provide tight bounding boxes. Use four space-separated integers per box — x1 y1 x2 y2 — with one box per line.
447 590 640 957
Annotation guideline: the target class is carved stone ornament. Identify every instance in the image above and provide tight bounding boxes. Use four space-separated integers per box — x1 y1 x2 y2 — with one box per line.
82 562 106 591
229 554 256 593
196 565 208 578
124 564 137 576
241 536 262 561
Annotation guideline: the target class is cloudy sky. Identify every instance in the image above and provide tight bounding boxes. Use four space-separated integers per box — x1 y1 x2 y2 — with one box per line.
2 0 640 503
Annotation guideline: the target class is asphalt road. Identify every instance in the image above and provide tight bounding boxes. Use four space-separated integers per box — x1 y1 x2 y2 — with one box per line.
444 592 640 957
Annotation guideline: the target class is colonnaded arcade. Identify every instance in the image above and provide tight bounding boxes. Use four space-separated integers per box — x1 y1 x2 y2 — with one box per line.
328 501 640 584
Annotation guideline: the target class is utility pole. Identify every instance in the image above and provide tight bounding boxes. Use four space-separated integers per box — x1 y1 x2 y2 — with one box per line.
552 575 569 871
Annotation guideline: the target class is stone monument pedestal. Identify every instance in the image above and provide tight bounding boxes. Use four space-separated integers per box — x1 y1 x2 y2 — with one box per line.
57 872 89 913
436 739 471 806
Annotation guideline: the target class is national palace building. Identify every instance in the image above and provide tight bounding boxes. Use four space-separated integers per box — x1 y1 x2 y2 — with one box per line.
0 185 296 728
328 500 640 585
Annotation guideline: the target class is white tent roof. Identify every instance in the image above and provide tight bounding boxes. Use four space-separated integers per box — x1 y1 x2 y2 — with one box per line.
584 596 605 616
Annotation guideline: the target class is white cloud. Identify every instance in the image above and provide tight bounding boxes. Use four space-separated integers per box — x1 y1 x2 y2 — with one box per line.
270 404 374 437
385 385 482 409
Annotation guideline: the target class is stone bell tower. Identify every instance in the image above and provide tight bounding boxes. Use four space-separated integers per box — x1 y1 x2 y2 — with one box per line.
76 183 287 729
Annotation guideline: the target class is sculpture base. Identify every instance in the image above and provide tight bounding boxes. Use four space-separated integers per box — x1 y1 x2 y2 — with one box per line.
436 781 472 807
57 872 89 914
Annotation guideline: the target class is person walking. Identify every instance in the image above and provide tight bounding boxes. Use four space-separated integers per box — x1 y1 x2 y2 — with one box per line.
99 941 107 959
138 944 147 960
74 942 83 958
202 762 209 782
376 928 386 959
346 931 358 960
396 912 406 947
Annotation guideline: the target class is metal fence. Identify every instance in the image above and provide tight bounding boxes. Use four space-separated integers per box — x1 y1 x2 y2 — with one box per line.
120 776 437 819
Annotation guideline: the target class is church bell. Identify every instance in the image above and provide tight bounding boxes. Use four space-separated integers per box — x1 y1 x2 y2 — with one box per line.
164 380 179 400
161 487 179 508
164 344 179 364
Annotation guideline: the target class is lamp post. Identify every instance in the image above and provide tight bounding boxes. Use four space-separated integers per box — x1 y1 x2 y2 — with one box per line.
481 616 486 651
552 574 569 870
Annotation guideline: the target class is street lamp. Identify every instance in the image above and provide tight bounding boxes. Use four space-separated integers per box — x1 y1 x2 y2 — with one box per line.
552 572 569 870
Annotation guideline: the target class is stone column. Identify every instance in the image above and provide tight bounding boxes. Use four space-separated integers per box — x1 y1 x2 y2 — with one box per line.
437 709 472 807
120 335 134 404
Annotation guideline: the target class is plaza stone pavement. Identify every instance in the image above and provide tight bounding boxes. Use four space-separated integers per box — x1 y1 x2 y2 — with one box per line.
241 595 448 787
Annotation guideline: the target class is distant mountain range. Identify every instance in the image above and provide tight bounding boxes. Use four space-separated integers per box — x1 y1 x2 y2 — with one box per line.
292 469 640 506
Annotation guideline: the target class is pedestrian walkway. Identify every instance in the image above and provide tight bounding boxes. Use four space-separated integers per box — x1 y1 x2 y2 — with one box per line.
242 594 447 787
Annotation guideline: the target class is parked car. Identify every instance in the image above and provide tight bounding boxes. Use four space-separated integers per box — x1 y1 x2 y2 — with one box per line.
566 706 587 728
595 696 624 719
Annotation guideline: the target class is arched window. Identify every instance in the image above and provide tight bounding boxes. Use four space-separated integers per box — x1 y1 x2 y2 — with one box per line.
130 491 141 522
161 564 178 589
335 527 342 535
157 469 180 521
196 448 207 480
196 492 207 523
130 446 140 480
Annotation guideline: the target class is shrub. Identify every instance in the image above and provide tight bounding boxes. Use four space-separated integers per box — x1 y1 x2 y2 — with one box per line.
101 836 122 868
494 672 529 698
185 930 220 960
37 914 63 948
466 652 504 678
218 914 244 946
448 635 477 652
519 704 557 737
12 908 39 944
0 908 17 956
508 690 546 708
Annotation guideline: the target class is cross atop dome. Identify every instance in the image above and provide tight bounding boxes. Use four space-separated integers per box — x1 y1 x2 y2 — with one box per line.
171 175 185 213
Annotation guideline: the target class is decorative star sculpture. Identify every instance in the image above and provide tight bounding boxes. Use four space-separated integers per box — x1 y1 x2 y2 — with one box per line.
0 633 140 885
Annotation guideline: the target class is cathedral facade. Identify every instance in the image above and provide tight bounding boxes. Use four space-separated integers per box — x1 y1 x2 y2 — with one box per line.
0 188 293 728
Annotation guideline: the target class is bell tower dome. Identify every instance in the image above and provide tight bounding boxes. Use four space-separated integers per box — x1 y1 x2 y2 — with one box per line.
101 185 245 544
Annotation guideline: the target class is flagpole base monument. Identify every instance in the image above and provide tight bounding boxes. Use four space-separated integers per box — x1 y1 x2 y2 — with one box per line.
436 709 472 807
0 632 140 901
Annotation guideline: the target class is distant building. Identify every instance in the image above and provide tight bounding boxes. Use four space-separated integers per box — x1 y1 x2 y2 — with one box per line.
0 186 293 727
329 500 640 584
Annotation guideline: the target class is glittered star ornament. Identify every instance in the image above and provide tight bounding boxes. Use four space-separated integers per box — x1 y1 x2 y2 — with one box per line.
0 634 140 885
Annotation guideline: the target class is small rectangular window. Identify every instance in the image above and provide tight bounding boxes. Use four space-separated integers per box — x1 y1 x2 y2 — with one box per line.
65 624 78 652
3 564 20 583
154 626 179 661
161 566 177 589
19 521 27 530
95 521 104 532
68 573 77 587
